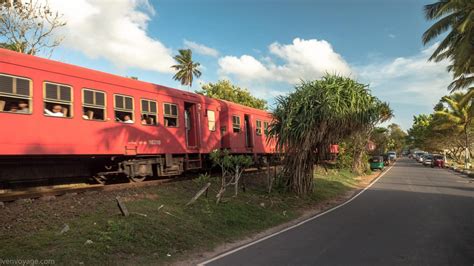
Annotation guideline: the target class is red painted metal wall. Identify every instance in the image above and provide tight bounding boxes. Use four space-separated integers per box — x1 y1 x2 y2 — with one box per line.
0 49 275 156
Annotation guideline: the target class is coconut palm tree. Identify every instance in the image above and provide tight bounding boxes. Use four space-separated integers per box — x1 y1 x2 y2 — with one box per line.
269 74 387 195
422 0 474 91
171 49 201 88
434 91 473 168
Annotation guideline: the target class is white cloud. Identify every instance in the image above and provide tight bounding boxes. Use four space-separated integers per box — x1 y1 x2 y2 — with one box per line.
183 39 219 57
388 34 396 39
218 38 352 84
356 43 451 107
218 55 272 81
356 43 452 129
46 0 175 73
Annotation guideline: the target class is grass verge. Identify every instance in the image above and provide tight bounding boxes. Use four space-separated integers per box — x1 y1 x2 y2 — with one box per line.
0 167 373 265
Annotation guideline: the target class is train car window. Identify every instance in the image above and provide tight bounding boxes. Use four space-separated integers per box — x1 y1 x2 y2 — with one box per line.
114 94 134 124
256 120 262 135
163 103 178 127
232 115 241 133
264 121 269 136
44 82 73 118
207 110 216 131
141 99 158 126
0 73 32 114
82 88 106 121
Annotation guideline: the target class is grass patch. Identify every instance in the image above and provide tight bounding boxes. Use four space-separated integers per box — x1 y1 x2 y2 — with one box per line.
0 168 368 265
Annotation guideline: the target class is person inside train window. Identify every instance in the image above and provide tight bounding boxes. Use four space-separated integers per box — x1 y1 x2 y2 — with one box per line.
141 114 148 125
82 110 94 120
8 104 18 112
44 104 65 117
141 114 155 125
17 100 29 113
123 115 134 124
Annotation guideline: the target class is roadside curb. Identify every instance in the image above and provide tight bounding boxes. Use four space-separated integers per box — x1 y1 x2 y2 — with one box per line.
446 166 473 178
195 164 395 266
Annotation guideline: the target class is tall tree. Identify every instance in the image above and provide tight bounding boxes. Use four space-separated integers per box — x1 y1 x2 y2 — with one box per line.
0 0 66 56
269 74 386 195
422 0 474 91
387 123 408 153
171 49 202 88
196 80 267 110
434 92 473 168
351 102 393 174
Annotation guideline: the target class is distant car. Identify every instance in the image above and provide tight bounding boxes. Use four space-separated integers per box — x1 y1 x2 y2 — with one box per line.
414 151 425 161
369 156 385 171
431 154 445 168
387 151 397 161
423 154 433 166
417 153 427 163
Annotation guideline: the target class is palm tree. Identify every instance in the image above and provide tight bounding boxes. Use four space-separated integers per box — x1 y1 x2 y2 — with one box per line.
434 91 473 168
422 0 474 91
171 49 201 88
269 74 387 194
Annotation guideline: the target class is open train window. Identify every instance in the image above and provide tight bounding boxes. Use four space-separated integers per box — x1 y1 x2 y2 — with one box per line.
141 99 157 125
232 115 241 133
256 120 262 135
44 82 72 118
264 121 269 136
114 94 134 124
163 103 178 127
207 110 216 131
82 88 106 121
0 73 32 114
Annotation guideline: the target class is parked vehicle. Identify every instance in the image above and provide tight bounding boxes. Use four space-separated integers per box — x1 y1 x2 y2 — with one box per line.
369 156 385 171
431 154 445 168
387 151 397 161
414 151 424 161
417 153 427 163
423 154 433 166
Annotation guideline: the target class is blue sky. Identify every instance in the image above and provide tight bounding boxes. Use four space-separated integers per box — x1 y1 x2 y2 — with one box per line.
47 0 452 130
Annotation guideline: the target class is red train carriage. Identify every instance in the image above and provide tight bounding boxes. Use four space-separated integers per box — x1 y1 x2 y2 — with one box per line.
0 48 275 183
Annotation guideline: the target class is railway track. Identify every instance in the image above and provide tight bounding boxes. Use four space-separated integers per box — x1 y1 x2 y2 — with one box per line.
0 166 279 203
0 178 174 203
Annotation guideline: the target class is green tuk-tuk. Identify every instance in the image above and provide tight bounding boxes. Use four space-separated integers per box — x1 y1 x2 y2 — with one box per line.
369 155 385 171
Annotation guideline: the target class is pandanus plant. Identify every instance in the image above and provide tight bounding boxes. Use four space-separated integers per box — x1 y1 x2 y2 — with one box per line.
269 74 389 195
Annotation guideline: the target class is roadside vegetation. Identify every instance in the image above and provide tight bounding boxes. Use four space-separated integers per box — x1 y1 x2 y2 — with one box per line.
0 166 371 265
407 90 473 168
407 0 473 169
269 74 392 195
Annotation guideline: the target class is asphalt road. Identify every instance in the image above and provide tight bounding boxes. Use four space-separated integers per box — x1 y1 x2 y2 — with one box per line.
204 158 474 266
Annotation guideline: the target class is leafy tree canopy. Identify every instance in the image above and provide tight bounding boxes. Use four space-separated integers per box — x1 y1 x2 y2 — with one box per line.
196 80 267 110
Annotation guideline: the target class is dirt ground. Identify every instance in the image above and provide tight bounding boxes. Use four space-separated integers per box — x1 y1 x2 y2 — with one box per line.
0 186 164 239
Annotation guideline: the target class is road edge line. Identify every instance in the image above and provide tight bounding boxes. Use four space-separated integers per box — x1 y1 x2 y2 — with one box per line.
197 163 396 265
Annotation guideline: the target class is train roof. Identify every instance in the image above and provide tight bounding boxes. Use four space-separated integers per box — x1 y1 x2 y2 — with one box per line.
0 48 272 116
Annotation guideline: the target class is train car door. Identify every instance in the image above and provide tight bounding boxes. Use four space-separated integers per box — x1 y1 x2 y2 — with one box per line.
244 114 253 148
184 102 198 148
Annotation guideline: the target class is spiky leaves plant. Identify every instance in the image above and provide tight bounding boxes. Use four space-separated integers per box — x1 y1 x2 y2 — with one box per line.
171 49 202 88
422 0 474 91
269 74 386 195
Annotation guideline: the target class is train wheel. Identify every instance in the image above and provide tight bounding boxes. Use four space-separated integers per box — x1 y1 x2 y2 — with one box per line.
93 175 107 185
129 176 146 182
